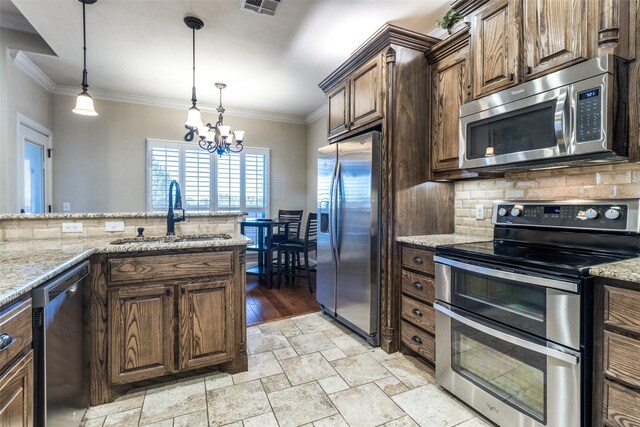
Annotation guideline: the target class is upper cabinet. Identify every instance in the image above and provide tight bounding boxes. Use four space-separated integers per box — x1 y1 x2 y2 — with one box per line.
470 0 520 98
522 0 587 78
325 55 383 139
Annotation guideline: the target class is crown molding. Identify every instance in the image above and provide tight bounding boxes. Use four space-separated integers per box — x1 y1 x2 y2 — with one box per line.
0 11 37 34
305 104 327 124
10 50 56 91
53 85 307 125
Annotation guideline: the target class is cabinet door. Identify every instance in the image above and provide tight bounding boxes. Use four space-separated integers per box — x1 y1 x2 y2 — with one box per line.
327 81 349 139
109 285 174 384
350 55 383 130
431 45 469 172
179 280 234 370
471 0 520 98
0 351 33 427
523 0 588 78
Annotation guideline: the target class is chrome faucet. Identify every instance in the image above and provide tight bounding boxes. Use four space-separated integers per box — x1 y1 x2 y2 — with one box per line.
167 180 185 236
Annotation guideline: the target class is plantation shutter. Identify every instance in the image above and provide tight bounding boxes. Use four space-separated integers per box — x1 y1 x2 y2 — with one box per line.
217 152 242 209
245 153 267 211
184 149 211 209
150 145 180 210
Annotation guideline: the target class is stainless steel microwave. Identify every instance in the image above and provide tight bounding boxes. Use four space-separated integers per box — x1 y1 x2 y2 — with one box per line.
459 55 628 171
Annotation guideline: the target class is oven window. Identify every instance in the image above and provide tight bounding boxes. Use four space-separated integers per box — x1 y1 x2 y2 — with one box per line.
451 269 546 338
452 321 547 423
466 100 557 160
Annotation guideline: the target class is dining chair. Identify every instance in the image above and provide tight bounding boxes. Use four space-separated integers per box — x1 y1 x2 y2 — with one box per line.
276 212 318 293
271 209 304 244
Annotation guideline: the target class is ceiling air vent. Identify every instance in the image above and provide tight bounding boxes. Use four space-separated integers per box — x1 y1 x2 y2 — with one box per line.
241 0 281 16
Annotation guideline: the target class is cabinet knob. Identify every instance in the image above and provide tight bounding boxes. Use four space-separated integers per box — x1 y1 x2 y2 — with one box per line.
411 308 423 317
412 257 423 265
411 335 422 345
0 333 16 352
524 66 532 75
165 289 171 297
508 73 514 81
412 282 423 290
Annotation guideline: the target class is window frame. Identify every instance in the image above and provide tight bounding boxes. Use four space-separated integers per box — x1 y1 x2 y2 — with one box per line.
145 138 270 215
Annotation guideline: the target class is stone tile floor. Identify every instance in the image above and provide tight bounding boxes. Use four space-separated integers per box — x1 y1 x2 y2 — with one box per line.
82 311 492 427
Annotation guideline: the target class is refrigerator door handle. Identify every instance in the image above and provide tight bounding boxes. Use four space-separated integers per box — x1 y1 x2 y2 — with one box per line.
329 161 338 265
334 161 342 259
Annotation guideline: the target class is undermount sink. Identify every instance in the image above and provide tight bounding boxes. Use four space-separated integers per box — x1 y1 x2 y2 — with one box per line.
110 234 232 245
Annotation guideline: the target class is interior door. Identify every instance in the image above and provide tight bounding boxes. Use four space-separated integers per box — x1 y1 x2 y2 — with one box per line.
317 144 338 313
335 132 380 335
19 122 51 214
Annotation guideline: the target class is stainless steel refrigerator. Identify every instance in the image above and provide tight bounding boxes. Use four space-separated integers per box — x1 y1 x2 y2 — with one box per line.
317 131 380 345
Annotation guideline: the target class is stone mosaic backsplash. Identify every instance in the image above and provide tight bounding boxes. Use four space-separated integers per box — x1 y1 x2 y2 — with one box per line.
454 163 640 237
0 214 241 241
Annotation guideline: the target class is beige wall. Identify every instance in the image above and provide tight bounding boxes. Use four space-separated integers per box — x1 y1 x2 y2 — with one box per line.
0 28 55 213
305 113 328 215
454 163 640 237
51 94 307 215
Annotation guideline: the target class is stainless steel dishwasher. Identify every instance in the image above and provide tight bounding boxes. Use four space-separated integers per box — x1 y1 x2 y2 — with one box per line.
33 260 90 427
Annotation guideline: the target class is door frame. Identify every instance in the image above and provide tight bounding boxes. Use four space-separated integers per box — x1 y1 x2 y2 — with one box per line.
16 113 52 213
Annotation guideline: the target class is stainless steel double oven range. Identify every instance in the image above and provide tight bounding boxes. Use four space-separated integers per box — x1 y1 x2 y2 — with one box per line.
434 200 640 427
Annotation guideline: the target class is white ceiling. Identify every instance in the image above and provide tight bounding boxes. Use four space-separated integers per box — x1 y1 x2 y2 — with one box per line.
8 0 449 121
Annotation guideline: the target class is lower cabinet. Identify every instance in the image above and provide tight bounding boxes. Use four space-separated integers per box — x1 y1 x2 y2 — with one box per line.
179 280 234 370
109 284 175 385
0 351 33 427
399 244 437 365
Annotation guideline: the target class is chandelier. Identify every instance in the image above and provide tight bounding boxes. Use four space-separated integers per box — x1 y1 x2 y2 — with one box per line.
182 16 245 156
72 0 98 116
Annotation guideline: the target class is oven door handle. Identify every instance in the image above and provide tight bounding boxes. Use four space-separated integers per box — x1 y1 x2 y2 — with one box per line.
434 301 580 365
434 256 578 293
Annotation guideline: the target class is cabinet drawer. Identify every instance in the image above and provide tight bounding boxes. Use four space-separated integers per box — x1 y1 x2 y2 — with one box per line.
401 295 435 334
401 270 435 304
0 300 32 372
604 286 640 334
401 321 435 363
603 380 640 426
109 252 233 285
401 247 434 275
604 331 640 388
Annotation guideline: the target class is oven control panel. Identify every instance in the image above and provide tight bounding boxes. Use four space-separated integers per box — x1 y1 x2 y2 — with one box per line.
492 200 639 231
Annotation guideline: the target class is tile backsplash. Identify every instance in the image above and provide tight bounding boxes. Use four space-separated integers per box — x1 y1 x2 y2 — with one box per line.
455 163 640 236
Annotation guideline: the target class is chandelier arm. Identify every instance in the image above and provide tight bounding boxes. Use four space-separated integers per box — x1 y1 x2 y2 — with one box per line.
184 126 196 142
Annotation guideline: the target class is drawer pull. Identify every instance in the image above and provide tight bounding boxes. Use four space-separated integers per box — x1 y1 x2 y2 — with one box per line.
0 333 16 352
508 73 514 81
412 257 423 265
411 335 422 344
412 282 423 290
411 308 423 317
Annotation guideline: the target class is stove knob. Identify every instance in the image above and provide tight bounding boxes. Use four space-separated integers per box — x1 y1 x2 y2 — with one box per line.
605 208 622 220
498 207 509 217
585 208 599 219
510 207 522 217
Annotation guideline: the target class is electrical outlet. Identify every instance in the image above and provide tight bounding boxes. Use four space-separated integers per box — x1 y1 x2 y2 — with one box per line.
105 221 125 232
62 222 83 233
475 204 485 220
63 202 71 212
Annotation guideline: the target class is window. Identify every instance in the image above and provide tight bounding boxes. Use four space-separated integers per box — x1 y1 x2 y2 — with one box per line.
146 139 269 217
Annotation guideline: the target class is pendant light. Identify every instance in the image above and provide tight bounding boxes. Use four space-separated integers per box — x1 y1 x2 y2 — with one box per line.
72 0 98 116
184 16 204 130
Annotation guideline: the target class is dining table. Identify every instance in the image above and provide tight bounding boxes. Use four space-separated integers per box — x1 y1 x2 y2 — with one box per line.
240 218 302 288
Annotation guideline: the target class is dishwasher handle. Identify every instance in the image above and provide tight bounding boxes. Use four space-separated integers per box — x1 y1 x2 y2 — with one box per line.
32 261 90 307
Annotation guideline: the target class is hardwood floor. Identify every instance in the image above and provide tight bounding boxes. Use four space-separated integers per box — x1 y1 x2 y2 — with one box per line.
246 273 319 325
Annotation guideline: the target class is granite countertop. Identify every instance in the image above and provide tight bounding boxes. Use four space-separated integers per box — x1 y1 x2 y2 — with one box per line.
396 233 493 249
0 234 251 307
0 211 247 220
590 257 640 283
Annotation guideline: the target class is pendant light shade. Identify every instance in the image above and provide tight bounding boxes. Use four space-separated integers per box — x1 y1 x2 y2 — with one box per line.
73 0 98 116
185 105 203 128
72 90 98 116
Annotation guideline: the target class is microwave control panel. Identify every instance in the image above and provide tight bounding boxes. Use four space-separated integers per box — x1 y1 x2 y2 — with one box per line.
576 87 602 142
494 203 630 230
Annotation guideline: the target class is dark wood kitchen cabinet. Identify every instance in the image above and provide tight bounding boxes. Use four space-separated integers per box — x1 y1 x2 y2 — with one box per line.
427 25 474 179
593 277 640 426
90 247 247 405
398 244 436 365
0 299 33 427
319 24 455 354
